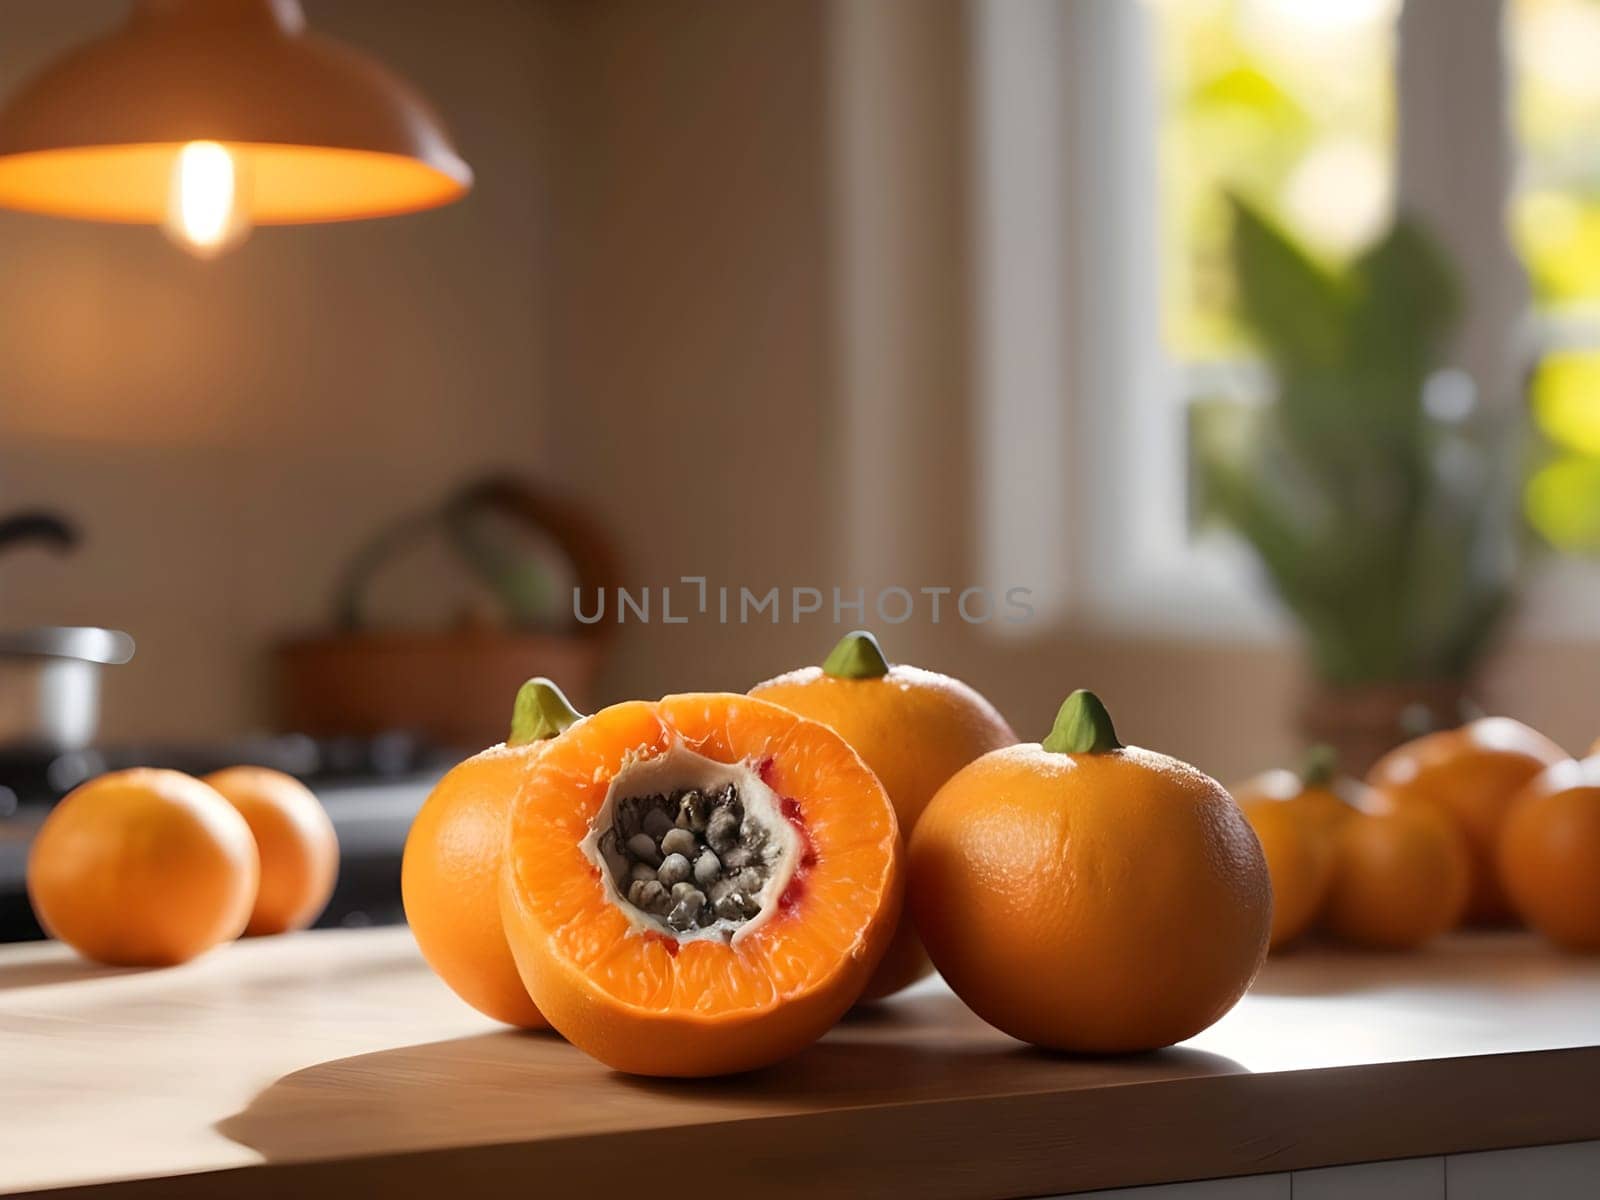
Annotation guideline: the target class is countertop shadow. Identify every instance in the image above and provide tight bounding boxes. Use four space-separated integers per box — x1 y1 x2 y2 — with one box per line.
0 955 153 992
217 989 1246 1167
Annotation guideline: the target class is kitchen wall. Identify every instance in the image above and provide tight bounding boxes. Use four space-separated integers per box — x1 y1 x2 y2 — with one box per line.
0 0 842 747
532 0 840 697
0 0 1595 786
0 0 555 740
511 0 1600 782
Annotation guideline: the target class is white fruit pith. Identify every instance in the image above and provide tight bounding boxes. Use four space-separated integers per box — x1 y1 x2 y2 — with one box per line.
580 740 800 946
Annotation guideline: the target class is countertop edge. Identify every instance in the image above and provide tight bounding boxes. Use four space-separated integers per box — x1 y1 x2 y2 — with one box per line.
17 1044 1600 1200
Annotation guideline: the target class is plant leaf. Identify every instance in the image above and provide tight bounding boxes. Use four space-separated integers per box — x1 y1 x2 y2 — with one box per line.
1349 214 1461 376
1228 193 1349 369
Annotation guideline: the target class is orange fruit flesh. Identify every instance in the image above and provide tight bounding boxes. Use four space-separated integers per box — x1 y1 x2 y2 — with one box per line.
502 693 902 1076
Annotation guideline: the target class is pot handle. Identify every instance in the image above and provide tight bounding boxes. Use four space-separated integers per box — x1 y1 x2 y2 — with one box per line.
0 511 77 555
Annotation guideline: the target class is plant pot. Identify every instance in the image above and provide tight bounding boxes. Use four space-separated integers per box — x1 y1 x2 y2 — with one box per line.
1298 679 1475 777
276 630 605 753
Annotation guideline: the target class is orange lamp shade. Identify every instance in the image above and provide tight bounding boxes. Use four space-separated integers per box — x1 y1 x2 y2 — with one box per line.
0 0 472 227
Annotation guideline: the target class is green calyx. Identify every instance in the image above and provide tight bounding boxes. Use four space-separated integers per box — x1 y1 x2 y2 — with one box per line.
821 629 891 679
1042 690 1123 756
508 677 583 746
1299 743 1338 788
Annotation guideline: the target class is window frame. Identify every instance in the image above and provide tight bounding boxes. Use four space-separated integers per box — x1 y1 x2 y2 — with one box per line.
971 0 1600 643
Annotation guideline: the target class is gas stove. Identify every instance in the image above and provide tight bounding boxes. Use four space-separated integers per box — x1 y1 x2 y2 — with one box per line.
0 733 457 942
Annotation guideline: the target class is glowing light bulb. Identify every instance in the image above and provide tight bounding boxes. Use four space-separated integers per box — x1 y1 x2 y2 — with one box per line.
165 141 251 257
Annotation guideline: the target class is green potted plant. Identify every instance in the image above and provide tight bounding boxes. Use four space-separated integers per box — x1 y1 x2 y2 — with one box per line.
1195 196 1525 770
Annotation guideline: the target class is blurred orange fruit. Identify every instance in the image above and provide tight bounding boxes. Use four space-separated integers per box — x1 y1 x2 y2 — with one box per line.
750 629 1016 999
909 691 1270 1053
1231 746 1363 838
27 768 259 966
1239 801 1334 952
1322 806 1470 950
402 679 581 1027
1232 748 1359 951
204 766 339 936
1367 718 1566 924
1499 757 1600 952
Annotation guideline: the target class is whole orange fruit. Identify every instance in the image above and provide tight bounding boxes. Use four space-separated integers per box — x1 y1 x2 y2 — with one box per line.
1231 746 1363 840
909 690 1270 1053
27 768 259 966
1321 805 1470 950
1239 801 1334 952
751 629 1015 999
203 766 339 936
1367 718 1565 924
1499 757 1600 951
402 679 581 1027
1232 748 1360 952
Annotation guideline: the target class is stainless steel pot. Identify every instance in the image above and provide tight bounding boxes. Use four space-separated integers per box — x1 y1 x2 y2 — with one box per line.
0 511 134 750
0 626 135 751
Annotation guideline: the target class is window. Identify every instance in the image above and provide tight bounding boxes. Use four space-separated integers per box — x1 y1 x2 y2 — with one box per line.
1513 0 1600 552
1513 0 1600 318
1052 0 1405 636
1149 0 1404 595
970 0 1600 638
1153 0 1399 361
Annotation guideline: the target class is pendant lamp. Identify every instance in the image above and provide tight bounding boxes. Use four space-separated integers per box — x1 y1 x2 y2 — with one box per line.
0 0 473 256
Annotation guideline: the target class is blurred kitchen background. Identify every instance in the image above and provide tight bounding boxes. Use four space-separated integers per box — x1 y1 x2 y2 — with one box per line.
4 0 1600 928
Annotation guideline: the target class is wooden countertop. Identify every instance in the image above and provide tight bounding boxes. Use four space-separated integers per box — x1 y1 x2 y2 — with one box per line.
4 928 1599 1199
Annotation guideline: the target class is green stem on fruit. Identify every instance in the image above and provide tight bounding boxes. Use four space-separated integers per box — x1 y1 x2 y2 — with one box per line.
821 629 891 679
1300 743 1338 788
1042 690 1123 755
508 677 583 746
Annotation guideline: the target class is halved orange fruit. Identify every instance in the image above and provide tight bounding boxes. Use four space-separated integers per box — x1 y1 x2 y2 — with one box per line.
500 692 903 1076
